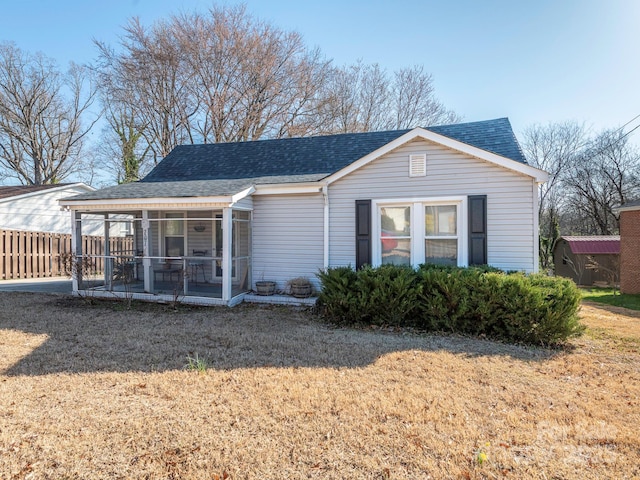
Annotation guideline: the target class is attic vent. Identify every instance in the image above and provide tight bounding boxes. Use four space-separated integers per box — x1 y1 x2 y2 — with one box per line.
409 154 427 177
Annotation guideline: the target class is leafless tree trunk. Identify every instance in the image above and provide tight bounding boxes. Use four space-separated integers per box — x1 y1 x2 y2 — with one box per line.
92 6 460 182
0 43 99 184
321 62 460 134
172 6 331 143
522 121 587 268
95 17 197 162
391 66 460 129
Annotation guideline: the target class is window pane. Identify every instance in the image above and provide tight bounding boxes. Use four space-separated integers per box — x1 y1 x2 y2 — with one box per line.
425 239 457 266
165 237 184 257
425 205 456 236
165 213 184 236
381 206 410 236
381 238 411 266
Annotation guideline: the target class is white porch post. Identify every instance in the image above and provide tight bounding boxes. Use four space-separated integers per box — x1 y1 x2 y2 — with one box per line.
322 185 329 269
71 210 82 292
104 215 112 290
222 207 233 302
142 211 153 292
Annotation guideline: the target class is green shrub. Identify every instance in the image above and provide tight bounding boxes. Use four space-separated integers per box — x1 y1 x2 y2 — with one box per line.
316 266 360 324
317 265 583 345
354 265 421 326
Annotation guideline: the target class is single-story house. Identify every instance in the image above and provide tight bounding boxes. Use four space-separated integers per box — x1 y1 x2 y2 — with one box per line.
553 236 620 286
0 183 96 234
614 200 640 294
60 117 548 306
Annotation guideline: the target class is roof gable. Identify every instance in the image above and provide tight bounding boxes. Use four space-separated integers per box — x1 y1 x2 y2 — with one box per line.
141 118 528 184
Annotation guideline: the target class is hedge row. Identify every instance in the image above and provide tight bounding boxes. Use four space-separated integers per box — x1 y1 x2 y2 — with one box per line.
316 264 583 345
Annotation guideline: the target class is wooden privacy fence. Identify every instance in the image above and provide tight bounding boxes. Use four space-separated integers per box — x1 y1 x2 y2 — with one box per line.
0 229 134 280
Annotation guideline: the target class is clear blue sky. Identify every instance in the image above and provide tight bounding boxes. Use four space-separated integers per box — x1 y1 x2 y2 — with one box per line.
1 0 638 140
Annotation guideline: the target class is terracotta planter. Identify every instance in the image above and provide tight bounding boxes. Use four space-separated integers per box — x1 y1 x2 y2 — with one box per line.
255 281 276 296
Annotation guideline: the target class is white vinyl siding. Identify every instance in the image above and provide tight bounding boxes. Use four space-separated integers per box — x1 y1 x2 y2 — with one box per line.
328 138 537 272
252 193 324 290
0 185 100 235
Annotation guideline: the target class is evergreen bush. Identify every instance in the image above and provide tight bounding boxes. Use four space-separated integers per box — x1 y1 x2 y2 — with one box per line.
317 264 583 345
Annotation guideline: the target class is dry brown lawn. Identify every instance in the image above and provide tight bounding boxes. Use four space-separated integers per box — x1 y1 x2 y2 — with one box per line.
0 293 639 479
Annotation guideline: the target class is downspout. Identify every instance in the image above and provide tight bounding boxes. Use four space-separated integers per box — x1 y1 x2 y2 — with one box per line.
533 179 540 274
322 184 329 269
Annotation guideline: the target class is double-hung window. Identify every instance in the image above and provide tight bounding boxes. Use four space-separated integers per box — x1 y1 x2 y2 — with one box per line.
374 197 466 268
380 206 412 266
425 205 458 266
164 212 185 257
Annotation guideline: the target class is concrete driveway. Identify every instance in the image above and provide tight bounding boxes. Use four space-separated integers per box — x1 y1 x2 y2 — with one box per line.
0 277 72 294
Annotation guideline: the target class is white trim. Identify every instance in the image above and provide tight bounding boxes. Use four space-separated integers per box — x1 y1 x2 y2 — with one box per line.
253 182 322 195
221 207 233 301
614 204 640 213
372 195 468 268
60 182 321 210
162 212 187 260
60 196 234 208
71 211 80 292
230 186 255 205
325 128 549 184
0 183 94 204
322 184 329 269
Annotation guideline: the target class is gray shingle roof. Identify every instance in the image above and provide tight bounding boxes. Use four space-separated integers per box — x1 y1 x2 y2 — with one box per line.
142 117 526 184
64 175 325 201
0 183 76 200
66 118 527 202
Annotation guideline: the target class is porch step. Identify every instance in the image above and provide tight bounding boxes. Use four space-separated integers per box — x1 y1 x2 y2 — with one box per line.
243 293 317 307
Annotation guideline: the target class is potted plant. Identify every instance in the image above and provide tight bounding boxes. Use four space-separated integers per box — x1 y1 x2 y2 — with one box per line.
288 277 312 298
255 280 276 296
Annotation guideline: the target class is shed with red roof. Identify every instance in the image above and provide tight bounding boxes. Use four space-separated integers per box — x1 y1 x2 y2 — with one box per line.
553 236 620 286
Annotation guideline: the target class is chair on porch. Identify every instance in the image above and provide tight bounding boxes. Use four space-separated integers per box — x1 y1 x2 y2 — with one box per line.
189 249 207 285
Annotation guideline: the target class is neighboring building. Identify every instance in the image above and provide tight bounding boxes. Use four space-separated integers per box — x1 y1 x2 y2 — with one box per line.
0 183 95 234
553 236 620 286
615 200 640 294
60 118 548 306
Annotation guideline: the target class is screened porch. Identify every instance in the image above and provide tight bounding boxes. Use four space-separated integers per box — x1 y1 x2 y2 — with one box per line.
70 208 252 305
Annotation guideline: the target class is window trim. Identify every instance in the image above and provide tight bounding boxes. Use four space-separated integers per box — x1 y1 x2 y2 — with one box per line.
372 196 468 268
162 211 187 259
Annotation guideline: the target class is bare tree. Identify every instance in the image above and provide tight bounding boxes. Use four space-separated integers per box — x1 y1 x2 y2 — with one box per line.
95 17 197 162
586 254 620 292
564 129 640 235
0 43 99 184
322 62 460 134
321 62 390 133
93 5 459 183
391 66 460 129
522 121 587 269
94 103 152 183
173 5 331 143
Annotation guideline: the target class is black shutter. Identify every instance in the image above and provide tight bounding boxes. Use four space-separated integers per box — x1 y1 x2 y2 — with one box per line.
355 199 372 269
468 195 487 265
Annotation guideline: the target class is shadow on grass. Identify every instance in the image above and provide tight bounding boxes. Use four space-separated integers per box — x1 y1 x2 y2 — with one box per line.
582 299 640 318
0 292 560 377
583 296 640 312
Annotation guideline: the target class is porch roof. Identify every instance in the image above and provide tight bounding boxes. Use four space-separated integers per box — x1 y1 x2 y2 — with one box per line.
61 174 324 202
